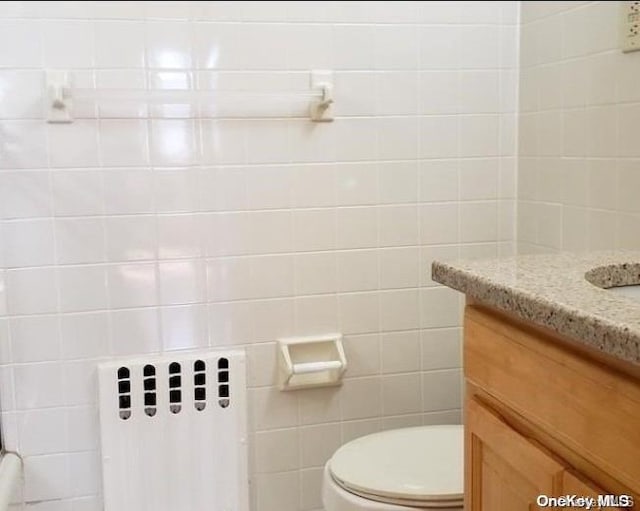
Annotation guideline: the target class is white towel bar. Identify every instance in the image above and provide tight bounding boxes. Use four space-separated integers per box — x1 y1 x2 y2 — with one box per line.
46 69 334 123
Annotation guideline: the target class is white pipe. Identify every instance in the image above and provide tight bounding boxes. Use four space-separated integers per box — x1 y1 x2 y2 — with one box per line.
0 453 22 511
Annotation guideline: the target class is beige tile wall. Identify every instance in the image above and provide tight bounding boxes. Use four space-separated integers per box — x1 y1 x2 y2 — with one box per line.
0 2 518 510
518 1 640 253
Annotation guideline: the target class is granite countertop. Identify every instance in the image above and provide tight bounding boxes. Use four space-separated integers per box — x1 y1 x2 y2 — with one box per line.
432 251 640 367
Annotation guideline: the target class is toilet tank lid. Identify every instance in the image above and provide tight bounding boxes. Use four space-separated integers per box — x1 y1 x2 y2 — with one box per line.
329 425 463 502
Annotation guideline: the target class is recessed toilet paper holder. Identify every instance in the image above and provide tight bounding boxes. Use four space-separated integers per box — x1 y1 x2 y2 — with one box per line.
277 334 347 391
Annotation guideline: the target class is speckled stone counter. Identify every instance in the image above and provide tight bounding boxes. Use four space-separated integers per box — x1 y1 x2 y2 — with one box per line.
432 251 640 366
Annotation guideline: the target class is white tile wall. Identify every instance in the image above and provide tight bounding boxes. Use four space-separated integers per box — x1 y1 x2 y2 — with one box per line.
0 2 518 511
518 1 640 253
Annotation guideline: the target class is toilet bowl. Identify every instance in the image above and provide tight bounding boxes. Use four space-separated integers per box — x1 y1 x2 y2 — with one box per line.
322 425 463 511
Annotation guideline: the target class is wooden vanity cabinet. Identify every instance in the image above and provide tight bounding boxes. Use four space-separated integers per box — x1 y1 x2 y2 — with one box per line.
464 304 640 510
466 398 564 510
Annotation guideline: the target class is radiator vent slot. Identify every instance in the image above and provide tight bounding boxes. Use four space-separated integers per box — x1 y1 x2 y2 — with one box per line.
117 366 131 420
143 364 156 417
194 360 206 411
218 357 230 408
168 361 182 414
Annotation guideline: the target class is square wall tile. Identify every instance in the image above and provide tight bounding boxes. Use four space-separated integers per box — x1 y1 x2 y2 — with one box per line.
294 294 338 336
2 219 55 268
341 377 382 420
17 408 68 456
381 331 421 374
95 21 145 68
0 121 47 169
254 428 299 473
293 209 335 252
0 20 43 68
300 468 323 511
255 471 299 511
55 218 106 265
420 204 459 245
0 171 51 219
157 214 202 259
422 369 462 412
382 373 422 415
337 249 379 293
107 263 157 309
23 454 70 502
0 70 45 119
342 333 380 377
421 328 461 370
150 120 197 167
377 117 419 160
250 211 293 255
300 423 341 468
334 162 379 206
10 316 60 364
252 298 295 343
146 21 192 69
379 289 420 332
294 252 337 295
161 304 208 352
250 386 298 431
48 121 99 168
374 25 419 70
333 25 375 70
379 205 419 248
420 287 461 329
293 165 335 208
379 247 420 290
154 169 200 213
420 26 460 70
103 169 154 215
337 207 378 250
6 268 57 315
68 451 101 497
460 201 498 243
379 161 419 204
105 216 157 262
419 160 458 202
62 359 99 407
158 260 205 305
58 266 108 313
339 292 380 335
110 308 160 356
99 121 150 167
43 20 94 68
299 386 341 426
52 170 104 217
60 312 110 360
376 72 419 116
14 363 65 410
245 165 293 210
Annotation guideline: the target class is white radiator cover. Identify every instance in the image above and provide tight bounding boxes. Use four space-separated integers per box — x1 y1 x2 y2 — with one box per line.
98 349 249 511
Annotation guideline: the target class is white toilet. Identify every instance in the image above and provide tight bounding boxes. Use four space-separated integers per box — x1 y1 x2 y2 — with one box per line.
322 425 463 510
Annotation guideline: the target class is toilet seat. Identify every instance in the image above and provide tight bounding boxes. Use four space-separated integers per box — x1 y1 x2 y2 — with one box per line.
323 463 462 510
325 425 463 510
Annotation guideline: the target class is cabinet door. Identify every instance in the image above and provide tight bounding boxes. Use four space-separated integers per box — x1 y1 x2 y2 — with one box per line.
563 471 633 510
466 398 565 511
